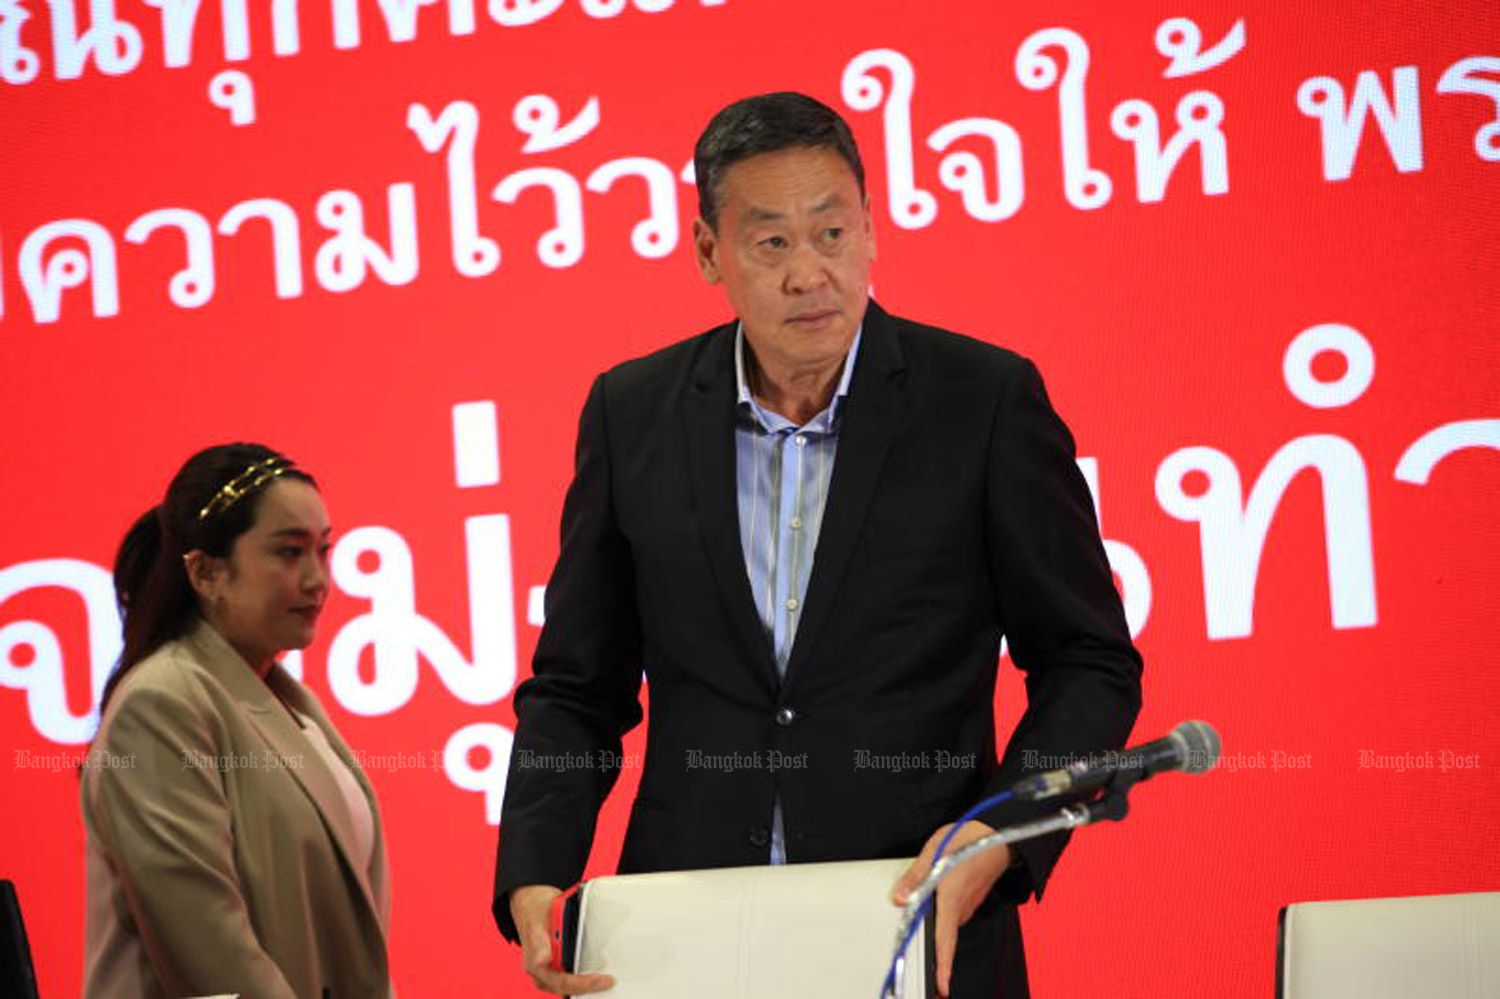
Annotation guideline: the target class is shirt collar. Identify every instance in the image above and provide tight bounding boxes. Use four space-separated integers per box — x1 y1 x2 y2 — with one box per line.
734 322 863 422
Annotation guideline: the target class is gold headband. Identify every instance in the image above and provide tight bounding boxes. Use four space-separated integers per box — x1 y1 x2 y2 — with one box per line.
197 457 293 521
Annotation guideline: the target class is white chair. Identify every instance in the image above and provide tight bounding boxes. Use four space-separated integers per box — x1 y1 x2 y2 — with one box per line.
1277 891 1500 999
565 858 932 999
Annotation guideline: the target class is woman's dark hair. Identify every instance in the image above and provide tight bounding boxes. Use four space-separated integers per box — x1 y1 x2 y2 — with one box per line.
693 91 866 232
103 442 316 708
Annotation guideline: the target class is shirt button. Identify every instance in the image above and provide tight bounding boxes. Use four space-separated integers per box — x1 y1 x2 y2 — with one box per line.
775 706 797 726
789 516 803 530
794 435 807 447
785 598 799 612
748 826 770 847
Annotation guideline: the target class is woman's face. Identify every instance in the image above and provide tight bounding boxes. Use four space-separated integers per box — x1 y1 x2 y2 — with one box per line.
203 478 332 670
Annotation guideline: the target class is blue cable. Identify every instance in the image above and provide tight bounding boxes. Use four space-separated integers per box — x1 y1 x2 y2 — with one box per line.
878 789 1015 999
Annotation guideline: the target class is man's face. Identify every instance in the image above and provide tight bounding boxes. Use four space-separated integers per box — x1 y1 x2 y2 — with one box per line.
694 145 875 378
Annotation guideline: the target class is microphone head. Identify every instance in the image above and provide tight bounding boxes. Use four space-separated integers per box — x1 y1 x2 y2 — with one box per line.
1172 720 1221 774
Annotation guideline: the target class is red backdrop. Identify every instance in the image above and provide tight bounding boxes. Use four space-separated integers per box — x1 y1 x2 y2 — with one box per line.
3 1 1498 995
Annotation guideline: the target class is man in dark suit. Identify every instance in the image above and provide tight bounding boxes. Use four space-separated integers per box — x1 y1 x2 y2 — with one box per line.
493 92 1142 998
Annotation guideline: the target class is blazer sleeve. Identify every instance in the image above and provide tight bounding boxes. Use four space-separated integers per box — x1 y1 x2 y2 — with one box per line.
83 682 299 999
492 373 646 942
978 357 1144 903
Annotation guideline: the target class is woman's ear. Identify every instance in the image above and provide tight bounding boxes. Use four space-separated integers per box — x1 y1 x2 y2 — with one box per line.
182 550 221 602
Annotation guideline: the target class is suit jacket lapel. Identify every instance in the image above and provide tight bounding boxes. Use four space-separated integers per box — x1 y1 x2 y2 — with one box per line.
273 673 390 920
782 302 907 692
682 324 781 693
184 622 382 922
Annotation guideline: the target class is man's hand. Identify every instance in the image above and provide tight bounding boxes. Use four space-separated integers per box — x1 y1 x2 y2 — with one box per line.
509 884 615 996
891 822 1011 998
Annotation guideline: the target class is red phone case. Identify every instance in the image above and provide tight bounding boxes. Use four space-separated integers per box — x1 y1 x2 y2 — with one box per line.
548 883 583 972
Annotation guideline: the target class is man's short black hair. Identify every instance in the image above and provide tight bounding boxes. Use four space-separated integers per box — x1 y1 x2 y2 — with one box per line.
693 91 866 232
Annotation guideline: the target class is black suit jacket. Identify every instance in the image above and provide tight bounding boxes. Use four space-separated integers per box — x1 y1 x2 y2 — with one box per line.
493 302 1142 996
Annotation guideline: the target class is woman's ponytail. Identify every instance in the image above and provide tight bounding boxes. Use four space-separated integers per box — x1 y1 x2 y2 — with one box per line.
113 506 164 613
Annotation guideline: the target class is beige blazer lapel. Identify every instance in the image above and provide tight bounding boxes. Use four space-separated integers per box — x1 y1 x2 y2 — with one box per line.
182 623 383 923
273 669 390 917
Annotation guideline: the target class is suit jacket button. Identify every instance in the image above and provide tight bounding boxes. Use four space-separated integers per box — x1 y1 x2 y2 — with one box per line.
774 706 797 727
748 826 770 847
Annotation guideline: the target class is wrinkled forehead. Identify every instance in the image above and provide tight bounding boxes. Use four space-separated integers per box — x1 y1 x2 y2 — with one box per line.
719 149 866 223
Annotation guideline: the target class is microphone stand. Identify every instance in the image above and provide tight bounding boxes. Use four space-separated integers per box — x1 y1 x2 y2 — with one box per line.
882 771 1143 999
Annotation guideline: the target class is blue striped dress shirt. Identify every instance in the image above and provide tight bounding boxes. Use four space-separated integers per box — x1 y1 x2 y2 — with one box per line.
733 323 862 864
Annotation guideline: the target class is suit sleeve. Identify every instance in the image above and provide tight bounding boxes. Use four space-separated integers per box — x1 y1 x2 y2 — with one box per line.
979 357 1144 903
83 683 299 999
492 373 646 941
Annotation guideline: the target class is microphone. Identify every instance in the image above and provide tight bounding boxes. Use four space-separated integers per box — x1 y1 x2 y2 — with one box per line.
1010 721 1221 801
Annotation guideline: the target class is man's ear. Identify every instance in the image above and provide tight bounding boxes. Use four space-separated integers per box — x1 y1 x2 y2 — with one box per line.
692 217 722 285
183 550 222 603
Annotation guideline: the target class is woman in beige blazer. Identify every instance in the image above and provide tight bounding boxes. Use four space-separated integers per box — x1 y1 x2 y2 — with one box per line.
82 443 394 998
